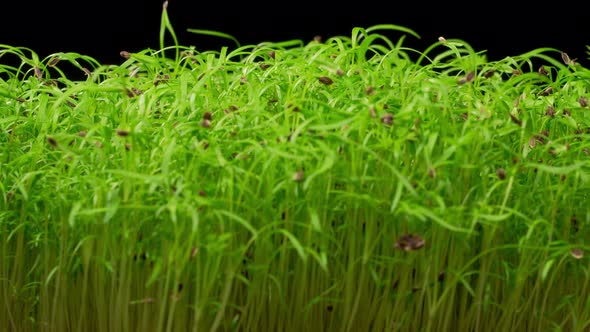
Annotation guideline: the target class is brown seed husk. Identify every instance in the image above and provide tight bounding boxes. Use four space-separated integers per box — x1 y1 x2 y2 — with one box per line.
394 234 425 252
571 248 584 259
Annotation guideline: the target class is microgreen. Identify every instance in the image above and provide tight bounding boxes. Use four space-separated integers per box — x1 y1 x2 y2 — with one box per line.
1 3 590 332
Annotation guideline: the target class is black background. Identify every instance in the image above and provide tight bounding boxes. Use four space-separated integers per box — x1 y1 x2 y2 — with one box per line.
1 1 589 68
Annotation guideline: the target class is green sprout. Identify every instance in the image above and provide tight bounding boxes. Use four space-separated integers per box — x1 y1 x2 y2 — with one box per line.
1 2 590 332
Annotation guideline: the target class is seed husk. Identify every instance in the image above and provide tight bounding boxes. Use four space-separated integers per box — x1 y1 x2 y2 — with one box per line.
34 66 43 79
483 69 495 78
458 71 475 85
318 76 333 85
496 168 506 180
47 136 58 147
509 113 522 126
539 86 554 96
381 113 394 126
561 52 576 65
292 169 305 182
538 65 549 76
394 234 425 252
571 248 584 259
48 56 60 67
116 129 130 137
154 74 170 86
428 168 436 178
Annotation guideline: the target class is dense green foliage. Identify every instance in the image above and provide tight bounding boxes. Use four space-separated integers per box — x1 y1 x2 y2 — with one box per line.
1 4 590 331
